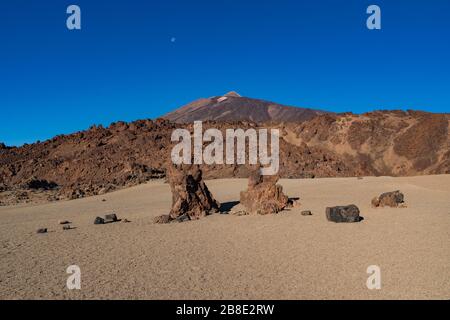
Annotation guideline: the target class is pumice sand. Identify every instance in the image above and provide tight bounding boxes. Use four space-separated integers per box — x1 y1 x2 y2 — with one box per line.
0 175 449 300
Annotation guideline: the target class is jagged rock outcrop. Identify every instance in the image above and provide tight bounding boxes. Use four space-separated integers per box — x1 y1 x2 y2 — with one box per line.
1 93 448 206
371 190 405 207
155 164 220 223
284 111 450 177
239 168 291 215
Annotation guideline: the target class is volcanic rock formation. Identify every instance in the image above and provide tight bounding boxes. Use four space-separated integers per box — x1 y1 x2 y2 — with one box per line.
239 168 291 215
326 205 362 223
1 93 449 205
155 164 220 223
164 92 327 123
371 190 405 208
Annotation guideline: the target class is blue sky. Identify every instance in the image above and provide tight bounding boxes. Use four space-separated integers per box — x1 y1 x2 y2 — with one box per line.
1 0 449 146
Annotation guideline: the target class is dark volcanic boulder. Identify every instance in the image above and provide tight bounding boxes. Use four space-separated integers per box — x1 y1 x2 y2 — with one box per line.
155 164 220 223
104 213 119 223
326 205 362 223
240 168 291 215
94 217 105 225
371 190 405 207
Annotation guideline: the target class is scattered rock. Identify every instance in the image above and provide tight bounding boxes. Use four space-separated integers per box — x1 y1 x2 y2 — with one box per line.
102 199 106 202
293 199 301 207
94 214 121 224
122 219 130 223
301 210 312 216
326 205 362 223
68 189 85 200
229 209 249 216
371 190 405 208
59 220 71 225
288 198 301 208
104 213 119 223
153 214 171 224
94 216 105 225
15 191 29 200
163 164 220 223
240 168 290 215
36 228 47 234
62 225 73 230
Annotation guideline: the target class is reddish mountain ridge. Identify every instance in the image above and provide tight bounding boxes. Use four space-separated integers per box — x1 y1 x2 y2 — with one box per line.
1 95 449 205
164 91 328 123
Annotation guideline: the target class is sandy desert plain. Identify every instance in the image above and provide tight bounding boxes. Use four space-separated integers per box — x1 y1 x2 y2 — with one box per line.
0 174 449 300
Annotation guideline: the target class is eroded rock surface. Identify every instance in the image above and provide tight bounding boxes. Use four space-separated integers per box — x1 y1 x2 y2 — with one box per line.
155 164 220 223
240 168 291 215
326 205 362 223
371 190 405 207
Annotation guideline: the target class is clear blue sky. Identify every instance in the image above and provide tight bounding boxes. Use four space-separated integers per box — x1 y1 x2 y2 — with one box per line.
1 0 449 146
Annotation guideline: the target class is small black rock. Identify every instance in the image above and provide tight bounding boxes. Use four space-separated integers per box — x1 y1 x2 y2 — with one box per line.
94 217 105 225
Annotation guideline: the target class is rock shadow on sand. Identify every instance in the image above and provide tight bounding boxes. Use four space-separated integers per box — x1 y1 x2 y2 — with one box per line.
219 201 240 214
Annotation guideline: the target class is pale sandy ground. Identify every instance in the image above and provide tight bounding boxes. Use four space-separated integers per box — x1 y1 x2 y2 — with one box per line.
0 175 449 300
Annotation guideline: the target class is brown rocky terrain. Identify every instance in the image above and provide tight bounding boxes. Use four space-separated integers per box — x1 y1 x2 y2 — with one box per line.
281 110 450 176
0 95 449 206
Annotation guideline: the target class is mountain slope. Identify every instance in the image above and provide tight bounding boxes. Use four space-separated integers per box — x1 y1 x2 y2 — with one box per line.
1 95 449 206
164 92 328 123
281 110 450 176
